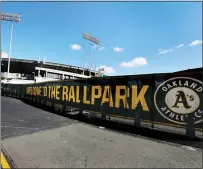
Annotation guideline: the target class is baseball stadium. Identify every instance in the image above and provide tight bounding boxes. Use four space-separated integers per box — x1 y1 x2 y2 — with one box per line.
1 56 104 84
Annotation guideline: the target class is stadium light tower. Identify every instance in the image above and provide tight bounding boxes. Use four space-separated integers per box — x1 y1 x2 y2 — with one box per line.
1 12 21 79
82 33 100 76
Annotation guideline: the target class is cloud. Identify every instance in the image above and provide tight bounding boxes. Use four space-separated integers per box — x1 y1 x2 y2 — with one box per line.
114 47 124 52
158 49 173 54
120 57 148 68
158 43 184 54
98 47 106 51
189 40 202 47
1 50 9 58
70 44 82 50
176 44 184 48
92 45 105 51
97 65 115 75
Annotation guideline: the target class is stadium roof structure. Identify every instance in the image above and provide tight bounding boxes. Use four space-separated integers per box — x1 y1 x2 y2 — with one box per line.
1 57 101 76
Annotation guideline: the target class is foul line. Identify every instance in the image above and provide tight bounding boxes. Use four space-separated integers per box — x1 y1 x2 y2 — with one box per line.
1 152 10 169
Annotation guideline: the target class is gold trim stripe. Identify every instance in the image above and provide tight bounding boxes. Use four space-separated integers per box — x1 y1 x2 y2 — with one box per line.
53 105 203 131
1 152 10 169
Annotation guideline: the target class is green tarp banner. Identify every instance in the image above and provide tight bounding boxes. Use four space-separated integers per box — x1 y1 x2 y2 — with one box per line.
2 68 203 132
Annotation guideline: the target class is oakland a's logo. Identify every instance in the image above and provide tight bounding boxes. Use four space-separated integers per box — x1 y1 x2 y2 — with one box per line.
154 77 203 125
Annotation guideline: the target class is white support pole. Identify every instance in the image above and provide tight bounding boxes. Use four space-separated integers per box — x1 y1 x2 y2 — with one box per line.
89 42 92 77
7 22 14 79
38 56 40 77
38 69 40 77
94 45 97 71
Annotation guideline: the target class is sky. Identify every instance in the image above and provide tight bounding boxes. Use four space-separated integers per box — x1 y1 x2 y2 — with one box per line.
1 2 202 76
